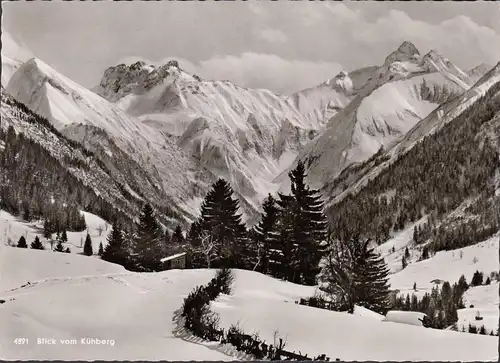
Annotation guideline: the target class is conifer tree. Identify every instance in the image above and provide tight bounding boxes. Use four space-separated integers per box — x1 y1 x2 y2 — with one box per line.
458 274 469 292
30 236 45 250
61 230 68 243
172 225 184 244
252 194 279 274
421 246 429 260
54 239 65 252
195 179 247 268
103 223 128 267
43 220 52 240
132 204 164 271
98 242 104 256
402 255 407 269
321 236 391 314
353 240 391 315
471 270 484 286
404 247 410 259
17 236 28 248
278 161 328 285
83 233 93 256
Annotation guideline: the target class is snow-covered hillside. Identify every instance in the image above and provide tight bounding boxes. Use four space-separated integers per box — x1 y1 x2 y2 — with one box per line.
287 41 472 190
0 210 111 259
324 61 500 206
0 243 497 361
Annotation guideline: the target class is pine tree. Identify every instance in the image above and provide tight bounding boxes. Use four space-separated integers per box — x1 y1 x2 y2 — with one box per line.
252 194 279 274
413 282 417 291
404 247 410 259
43 220 52 239
17 236 28 248
402 255 407 269
354 240 391 315
322 236 391 314
471 270 484 286
421 246 429 260
172 225 184 244
30 236 45 250
278 161 328 285
195 179 247 268
458 274 469 292
61 230 68 243
54 239 65 252
132 204 164 271
102 223 128 267
98 242 104 256
485 277 491 285
83 233 93 256
479 325 486 335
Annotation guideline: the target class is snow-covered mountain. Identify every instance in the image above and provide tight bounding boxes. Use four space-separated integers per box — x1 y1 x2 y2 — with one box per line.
324 61 500 204
5 58 215 221
93 60 355 215
1 32 33 86
467 63 493 84
282 41 473 190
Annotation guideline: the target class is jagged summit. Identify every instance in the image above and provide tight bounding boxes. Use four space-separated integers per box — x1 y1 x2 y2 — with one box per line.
384 41 420 65
94 59 196 102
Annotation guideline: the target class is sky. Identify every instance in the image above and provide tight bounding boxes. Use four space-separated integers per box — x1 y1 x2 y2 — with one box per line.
2 1 500 95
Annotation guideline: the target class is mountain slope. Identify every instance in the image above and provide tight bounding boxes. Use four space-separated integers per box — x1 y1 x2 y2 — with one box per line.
5 58 217 222
1 32 33 86
94 61 356 216
322 64 500 255
284 42 473 190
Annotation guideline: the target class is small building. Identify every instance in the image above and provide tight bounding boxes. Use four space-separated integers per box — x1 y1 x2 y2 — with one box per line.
161 252 187 270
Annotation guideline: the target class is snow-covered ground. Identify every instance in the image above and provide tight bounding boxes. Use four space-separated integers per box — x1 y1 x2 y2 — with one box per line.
0 209 111 255
1 209 498 360
0 245 497 361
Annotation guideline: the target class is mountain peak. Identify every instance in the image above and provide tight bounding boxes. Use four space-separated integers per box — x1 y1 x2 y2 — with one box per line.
384 41 420 65
397 41 420 57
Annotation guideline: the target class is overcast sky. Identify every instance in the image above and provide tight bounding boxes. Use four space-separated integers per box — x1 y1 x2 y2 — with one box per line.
3 1 500 94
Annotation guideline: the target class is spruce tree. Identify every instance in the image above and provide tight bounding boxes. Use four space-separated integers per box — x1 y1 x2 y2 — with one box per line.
98 242 104 256
402 255 407 269
404 247 410 259
172 225 184 244
458 274 469 292
17 236 28 248
353 240 391 315
471 270 484 286
43 220 52 240
30 236 45 250
322 236 391 314
252 194 279 274
54 239 65 252
278 161 328 285
132 204 164 271
83 233 93 256
103 223 128 267
61 230 68 243
195 179 247 268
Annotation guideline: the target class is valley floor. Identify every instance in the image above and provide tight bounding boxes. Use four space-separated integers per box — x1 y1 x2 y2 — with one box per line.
0 211 498 361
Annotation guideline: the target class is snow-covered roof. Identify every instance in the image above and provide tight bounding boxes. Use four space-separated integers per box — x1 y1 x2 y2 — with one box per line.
384 311 427 327
160 252 186 263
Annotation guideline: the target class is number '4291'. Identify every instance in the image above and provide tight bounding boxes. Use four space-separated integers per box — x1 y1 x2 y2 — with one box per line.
14 338 29 344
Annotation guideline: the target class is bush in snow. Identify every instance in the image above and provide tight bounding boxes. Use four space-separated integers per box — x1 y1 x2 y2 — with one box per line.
65 247 71 253
17 236 28 248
